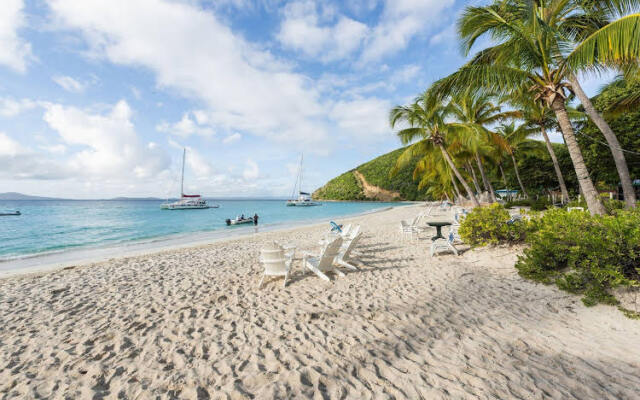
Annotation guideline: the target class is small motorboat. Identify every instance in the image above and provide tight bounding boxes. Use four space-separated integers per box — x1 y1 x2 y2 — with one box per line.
0 211 21 216
226 216 255 226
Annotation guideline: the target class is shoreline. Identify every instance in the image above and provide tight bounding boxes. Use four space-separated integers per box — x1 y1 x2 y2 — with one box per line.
0 203 402 279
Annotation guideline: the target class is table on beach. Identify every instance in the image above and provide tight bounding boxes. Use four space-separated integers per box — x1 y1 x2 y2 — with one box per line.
427 221 451 241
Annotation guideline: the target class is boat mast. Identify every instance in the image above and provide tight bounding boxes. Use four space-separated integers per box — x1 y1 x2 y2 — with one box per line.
181 148 186 197
299 153 304 195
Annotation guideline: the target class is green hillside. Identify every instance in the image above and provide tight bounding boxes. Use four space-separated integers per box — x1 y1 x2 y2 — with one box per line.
313 147 429 201
314 141 582 202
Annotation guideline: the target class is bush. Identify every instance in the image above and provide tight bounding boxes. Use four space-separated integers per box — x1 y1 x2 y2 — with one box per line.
505 197 552 211
515 208 640 306
459 204 528 247
565 198 626 215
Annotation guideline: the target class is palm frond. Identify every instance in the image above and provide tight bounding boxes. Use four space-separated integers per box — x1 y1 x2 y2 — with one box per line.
566 13 640 71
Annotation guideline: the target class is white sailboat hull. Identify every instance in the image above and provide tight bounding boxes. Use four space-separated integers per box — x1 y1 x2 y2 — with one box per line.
286 200 321 206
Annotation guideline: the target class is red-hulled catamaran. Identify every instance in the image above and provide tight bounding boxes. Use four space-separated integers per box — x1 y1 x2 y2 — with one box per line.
161 148 218 210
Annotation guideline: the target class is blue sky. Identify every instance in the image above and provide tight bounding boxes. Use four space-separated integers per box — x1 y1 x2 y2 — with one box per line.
0 0 609 199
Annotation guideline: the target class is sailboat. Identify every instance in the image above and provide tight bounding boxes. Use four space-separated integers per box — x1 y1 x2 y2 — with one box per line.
161 148 219 210
286 154 321 207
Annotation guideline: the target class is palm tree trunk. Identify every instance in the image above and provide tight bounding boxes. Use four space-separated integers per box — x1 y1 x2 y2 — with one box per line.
466 162 482 195
448 167 462 201
569 75 636 209
550 97 606 215
510 153 529 199
540 127 570 204
475 153 497 202
441 146 480 206
499 163 507 187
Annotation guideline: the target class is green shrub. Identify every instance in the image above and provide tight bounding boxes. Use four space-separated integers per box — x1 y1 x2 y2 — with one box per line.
566 198 626 215
515 208 640 306
505 197 552 211
459 204 528 247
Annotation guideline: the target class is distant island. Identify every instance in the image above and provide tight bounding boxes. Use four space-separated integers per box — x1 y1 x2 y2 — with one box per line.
0 192 65 201
0 193 290 201
0 192 164 201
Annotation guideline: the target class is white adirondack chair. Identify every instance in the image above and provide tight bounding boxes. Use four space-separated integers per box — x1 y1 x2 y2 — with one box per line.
340 224 352 237
258 242 294 288
335 232 363 270
303 236 343 281
344 224 360 241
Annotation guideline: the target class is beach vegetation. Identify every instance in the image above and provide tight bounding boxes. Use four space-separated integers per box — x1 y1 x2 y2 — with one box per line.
516 208 640 306
459 204 528 246
389 97 482 206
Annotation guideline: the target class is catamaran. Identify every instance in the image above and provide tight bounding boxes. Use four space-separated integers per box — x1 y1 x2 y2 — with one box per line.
161 148 219 210
286 154 321 207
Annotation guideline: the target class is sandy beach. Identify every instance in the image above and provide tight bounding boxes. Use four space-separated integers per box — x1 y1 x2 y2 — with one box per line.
1 204 639 399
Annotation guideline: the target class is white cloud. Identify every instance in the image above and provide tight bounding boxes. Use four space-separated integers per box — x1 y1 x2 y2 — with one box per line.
157 112 215 137
130 86 142 100
330 97 392 142
0 0 33 72
0 97 39 117
48 0 331 152
243 158 260 180
392 64 421 84
430 23 456 46
0 132 26 156
167 140 214 179
185 147 214 178
0 132 70 180
53 75 87 93
223 133 241 144
360 0 455 63
43 100 170 179
277 1 368 62
40 144 67 155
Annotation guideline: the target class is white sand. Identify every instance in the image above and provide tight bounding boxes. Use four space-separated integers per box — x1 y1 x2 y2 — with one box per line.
1 204 639 399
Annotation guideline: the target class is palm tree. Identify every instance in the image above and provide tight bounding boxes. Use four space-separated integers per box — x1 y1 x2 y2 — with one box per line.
428 2 608 214
389 94 481 206
496 122 548 199
507 93 572 203
447 93 517 202
528 0 639 207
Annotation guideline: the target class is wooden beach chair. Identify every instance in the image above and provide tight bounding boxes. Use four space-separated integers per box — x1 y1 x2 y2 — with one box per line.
335 232 363 270
258 242 294 288
303 236 343 281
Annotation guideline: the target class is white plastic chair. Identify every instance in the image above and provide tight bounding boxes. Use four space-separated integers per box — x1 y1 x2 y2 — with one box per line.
448 224 462 243
303 236 344 281
400 220 415 241
258 242 294 288
431 231 459 257
567 207 585 212
335 232 363 270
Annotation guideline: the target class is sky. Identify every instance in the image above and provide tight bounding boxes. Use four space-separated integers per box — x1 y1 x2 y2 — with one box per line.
0 0 611 199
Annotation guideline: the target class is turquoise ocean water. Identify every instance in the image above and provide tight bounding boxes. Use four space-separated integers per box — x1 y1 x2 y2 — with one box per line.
0 200 403 262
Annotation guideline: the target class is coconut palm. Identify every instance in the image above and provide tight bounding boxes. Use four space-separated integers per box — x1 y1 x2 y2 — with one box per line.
507 93 572 202
521 0 640 207
389 94 481 206
447 93 517 202
428 2 610 214
496 122 548 199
